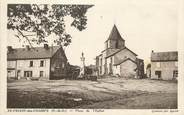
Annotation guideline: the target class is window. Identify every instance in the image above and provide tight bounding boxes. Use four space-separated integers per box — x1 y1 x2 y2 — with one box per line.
30 61 33 67
7 62 11 68
173 70 178 78
104 64 107 74
156 62 160 68
100 58 102 66
40 71 44 77
40 60 44 67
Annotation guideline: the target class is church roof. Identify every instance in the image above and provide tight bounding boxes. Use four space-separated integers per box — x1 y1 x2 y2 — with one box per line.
113 58 136 66
106 25 124 42
105 47 138 59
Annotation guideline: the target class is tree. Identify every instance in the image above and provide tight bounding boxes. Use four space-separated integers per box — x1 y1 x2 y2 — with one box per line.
146 63 151 69
7 4 93 47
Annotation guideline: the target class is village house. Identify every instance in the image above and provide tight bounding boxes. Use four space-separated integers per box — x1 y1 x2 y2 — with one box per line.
96 25 144 78
151 51 178 80
7 44 68 80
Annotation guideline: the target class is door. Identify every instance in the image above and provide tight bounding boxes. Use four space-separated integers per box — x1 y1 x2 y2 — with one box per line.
109 57 113 74
24 71 32 78
155 71 161 79
17 70 21 79
40 71 44 77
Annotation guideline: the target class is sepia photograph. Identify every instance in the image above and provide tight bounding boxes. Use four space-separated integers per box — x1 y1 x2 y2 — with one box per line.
1 0 184 114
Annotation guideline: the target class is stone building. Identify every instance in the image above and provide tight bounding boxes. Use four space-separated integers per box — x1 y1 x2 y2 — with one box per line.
151 51 178 80
7 44 68 80
96 25 144 78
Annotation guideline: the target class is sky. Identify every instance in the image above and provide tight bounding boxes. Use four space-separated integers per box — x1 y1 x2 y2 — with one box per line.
7 0 179 66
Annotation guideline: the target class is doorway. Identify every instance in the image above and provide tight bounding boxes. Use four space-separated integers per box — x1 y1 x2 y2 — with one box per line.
155 71 161 79
17 70 21 79
24 71 32 78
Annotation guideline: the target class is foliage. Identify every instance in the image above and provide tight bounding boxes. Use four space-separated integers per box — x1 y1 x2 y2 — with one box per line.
146 63 151 69
7 4 93 46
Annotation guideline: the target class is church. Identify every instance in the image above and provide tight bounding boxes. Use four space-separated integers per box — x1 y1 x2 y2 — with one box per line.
96 25 144 78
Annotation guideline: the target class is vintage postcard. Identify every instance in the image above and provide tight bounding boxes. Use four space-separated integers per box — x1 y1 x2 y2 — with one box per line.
0 0 184 115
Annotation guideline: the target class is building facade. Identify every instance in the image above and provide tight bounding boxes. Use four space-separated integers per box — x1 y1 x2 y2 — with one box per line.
7 44 68 80
151 51 178 80
96 25 144 78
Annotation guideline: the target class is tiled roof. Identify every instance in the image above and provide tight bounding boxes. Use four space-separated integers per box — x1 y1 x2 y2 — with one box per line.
7 46 62 60
151 51 178 62
106 25 124 41
105 47 137 58
114 58 136 66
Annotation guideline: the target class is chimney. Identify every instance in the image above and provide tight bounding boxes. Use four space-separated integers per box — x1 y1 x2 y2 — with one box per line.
7 46 13 52
26 45 30 50
44 44 49 49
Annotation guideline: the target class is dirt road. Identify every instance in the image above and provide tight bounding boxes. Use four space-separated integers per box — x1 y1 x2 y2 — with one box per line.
7 78 177 109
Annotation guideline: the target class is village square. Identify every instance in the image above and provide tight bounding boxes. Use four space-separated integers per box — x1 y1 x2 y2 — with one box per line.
7 24 178 109
6 3 178 109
